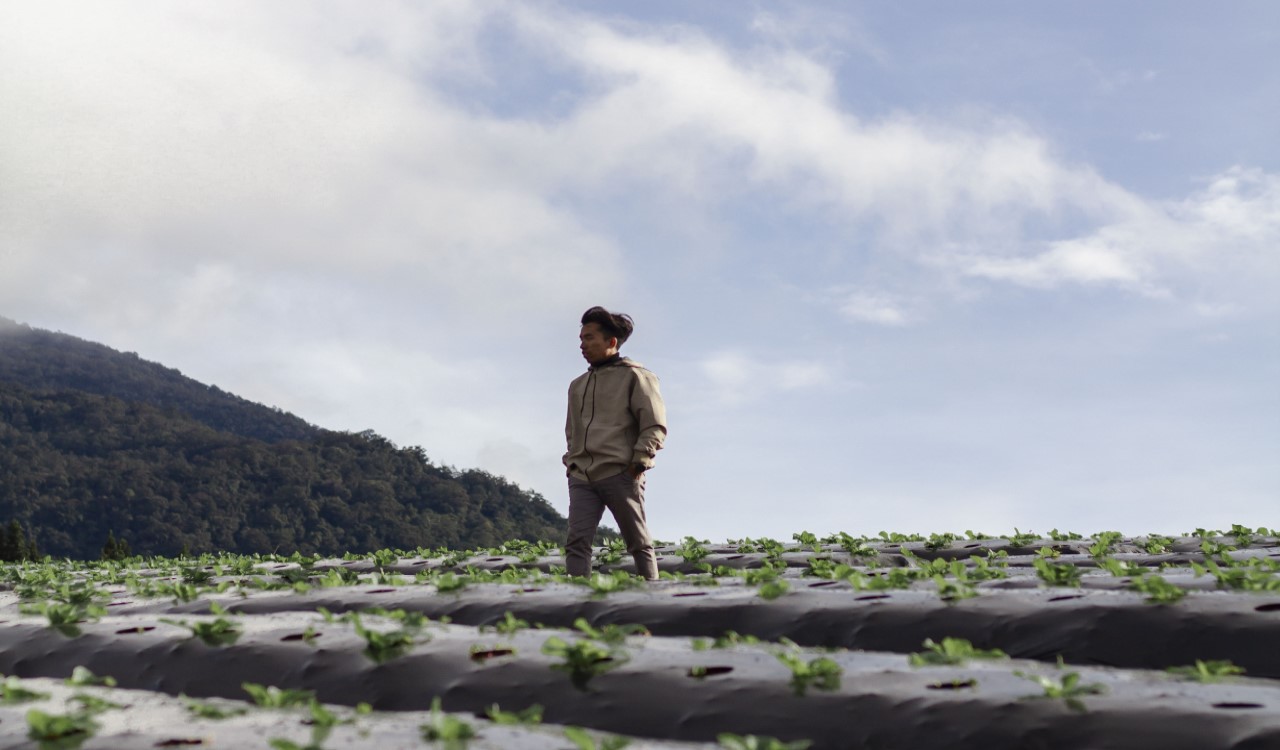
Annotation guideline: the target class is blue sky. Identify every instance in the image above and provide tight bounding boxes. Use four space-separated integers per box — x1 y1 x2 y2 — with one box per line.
2 1 1276 540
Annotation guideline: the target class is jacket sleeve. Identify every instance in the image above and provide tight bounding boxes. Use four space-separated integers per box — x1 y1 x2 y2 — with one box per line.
562 384 573 469
629 369 667 468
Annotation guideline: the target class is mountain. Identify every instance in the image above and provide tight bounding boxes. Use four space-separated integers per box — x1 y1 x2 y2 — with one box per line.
0 316 569 559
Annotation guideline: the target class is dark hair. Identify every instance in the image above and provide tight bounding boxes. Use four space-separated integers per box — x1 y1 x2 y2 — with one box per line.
581 306 634 346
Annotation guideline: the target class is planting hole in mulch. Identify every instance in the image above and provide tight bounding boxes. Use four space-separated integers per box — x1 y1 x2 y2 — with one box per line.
470 648 516 662
155 740 206 747
117 626 156 635
808 581 840 588
727 554 745 560
927 679 977 690
1049 595 1084 602
1212 703 1264 710
964 543 982 548
1255 603 1280 612
855 594 891 601
367 589 396 594
688 666 734 678
520 588 543 593
673 592 707 597
107 601 133 607
413 560 430 566
486 557 505 562
281 632 321 642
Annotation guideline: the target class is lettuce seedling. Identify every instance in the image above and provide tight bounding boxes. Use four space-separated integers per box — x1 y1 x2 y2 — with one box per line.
774 651 841 696
180 695 249 720
242 683 316 709
573 618 648 645
1015 670 1105 712
1166 659 1245 682
1142 534 1175 554
1129 573 1187 604
758 580 791 600
717 734 813 750
64 667 115 688
542 636 624 690
908 637 1007 666
565 726 631 750
1032 558 1082 587
0 676 49 705
484 703 543 725
26 708 98 749
420 697 475 748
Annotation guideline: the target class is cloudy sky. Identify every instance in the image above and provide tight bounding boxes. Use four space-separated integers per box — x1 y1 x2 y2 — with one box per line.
3 1 1277 541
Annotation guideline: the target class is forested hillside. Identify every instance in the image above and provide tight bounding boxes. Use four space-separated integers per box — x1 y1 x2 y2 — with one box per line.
0 317 316 443
0 318 568 559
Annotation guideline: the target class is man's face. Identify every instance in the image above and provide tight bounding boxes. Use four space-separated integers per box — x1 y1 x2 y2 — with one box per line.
579 322 617 365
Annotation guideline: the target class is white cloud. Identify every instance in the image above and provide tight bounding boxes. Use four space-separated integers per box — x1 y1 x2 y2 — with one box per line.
837 291 910 326
0 1 620 329
698 351 833 405
959 166 1280 299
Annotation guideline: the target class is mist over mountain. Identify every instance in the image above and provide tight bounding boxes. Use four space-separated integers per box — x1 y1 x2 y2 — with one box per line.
0 316 569 559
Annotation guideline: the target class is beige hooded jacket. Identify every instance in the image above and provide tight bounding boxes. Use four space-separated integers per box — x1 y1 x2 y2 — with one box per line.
563 355 667 482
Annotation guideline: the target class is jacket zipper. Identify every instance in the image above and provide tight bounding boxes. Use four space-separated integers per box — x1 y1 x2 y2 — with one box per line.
580 369 597 482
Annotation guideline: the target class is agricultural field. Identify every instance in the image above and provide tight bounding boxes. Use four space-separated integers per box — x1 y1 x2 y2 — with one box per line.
1 526 1278 749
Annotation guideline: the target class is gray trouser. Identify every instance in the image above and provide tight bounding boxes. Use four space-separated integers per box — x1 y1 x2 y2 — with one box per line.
565 470 658 580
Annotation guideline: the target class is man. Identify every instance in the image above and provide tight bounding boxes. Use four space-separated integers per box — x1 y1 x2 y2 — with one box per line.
563 305 667 580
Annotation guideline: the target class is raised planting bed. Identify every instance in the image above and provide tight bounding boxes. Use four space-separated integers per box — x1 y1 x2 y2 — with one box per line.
0 527 1276 748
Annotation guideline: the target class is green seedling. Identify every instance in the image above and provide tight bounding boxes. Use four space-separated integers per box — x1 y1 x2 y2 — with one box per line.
26 708 98 749
564 725 631 750
160 616 241 646
774 650 842 696
924 532 959 551
1015 670 1105 712
758 579 791 600
1 676 49 704
1032 557 1082 587
542 636 624 689
420 697 476 748
1006 528 1040 548
180 566 215 585
693 631 762 650
1166 659 1246 682
1129 573 1187 604
934 575 977 602
1142 534 1175 554
1192 558 1280 591
718 735 813 750
1087 531 1123 558
349 613 416 664
492 611 530 636
1035 546 1061 559
67 694 123 714
1229 524 1256 547
1199 539 1238 558
1096 557 1146 577
432 572 469 593
242 682 315 709
180 695 249 719
484 703 543 725
908 637 1007 666
64 667 115 688
585 570 640 596
573 618 649 646
1048 529 1083 541
833 532 876 557
677 537 710 564
792 531 822 552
